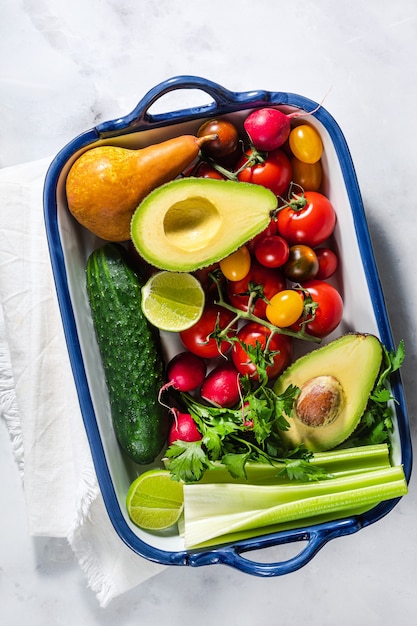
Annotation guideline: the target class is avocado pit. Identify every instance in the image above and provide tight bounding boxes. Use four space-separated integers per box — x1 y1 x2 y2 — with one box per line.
294 375 344 428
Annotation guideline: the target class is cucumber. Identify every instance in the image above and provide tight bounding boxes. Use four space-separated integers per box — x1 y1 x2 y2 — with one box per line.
86 243 168 464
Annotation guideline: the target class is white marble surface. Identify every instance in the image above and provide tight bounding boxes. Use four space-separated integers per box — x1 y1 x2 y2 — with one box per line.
1 0 417 623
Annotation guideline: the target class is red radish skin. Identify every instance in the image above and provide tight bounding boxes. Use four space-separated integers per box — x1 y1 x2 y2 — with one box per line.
201 364 241 408
244 108 292 152
244 105 322 152
163 351 207 394
168 411 202 446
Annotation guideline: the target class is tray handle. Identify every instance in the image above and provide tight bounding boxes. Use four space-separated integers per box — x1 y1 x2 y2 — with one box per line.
188 518 362 576
95 75 286 137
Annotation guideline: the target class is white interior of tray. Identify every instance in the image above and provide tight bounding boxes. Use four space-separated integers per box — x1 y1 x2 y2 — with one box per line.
55 107 401 552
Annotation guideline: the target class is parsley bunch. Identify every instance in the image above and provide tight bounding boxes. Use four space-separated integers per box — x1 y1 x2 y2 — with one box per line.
165 381 328 483
165 340 405 484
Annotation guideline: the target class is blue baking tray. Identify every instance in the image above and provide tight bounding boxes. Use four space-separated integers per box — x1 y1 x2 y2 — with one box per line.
43 75 412 575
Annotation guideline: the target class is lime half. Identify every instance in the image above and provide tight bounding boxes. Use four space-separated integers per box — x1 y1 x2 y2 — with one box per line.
126 469 184 531
141 271 205 332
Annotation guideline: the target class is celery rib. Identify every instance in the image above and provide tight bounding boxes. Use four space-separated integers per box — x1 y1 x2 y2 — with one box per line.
196 444 392 485
183 465 407 548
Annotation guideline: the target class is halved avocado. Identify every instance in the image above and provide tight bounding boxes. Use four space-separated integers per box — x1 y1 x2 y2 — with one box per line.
130 177 277 271
273 333 383 452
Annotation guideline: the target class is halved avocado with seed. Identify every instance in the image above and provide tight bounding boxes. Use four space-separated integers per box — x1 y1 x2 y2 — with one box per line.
273 333 383 452
130 177 277 272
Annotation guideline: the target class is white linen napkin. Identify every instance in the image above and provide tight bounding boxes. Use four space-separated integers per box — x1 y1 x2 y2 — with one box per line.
0 158 167 607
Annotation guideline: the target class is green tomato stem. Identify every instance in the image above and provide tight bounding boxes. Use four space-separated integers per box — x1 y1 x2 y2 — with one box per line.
209 271 321 344
203 144 268 180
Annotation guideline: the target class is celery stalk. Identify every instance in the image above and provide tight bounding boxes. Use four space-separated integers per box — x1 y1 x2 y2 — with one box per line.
196 443 392 484
183 465 407 548
184 504 373 549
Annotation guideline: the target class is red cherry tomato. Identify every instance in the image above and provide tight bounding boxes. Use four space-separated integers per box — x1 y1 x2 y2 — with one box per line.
247 219 277 252
231 322 293 381
292 279 343 338
254 235 290 268
277 191 336 247
191 161 225 179
226 261 286 319
192 263 219 288
315 247 339 280
237 148 292 196
192 263 222 302
179 304 237 358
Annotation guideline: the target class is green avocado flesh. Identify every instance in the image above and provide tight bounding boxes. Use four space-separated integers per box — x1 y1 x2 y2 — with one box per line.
130 177 277 271
273 333 383 452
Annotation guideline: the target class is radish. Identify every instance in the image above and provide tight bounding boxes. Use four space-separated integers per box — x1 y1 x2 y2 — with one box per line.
244 104 322 152
201 363 241 408
168 411 202 445
161 351 206 396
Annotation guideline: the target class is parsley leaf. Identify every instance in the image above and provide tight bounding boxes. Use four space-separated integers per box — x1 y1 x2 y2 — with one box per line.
222 452 251 479
281 457 330 482
165 440 212 482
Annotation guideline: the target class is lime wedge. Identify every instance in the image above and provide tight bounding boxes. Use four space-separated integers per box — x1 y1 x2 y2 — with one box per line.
141 271 205 332
126 469 184 531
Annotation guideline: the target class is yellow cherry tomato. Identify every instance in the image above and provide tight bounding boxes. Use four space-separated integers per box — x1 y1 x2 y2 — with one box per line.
289 124 323 164
219 245 251 281
265 289 304 328
291 157 323 191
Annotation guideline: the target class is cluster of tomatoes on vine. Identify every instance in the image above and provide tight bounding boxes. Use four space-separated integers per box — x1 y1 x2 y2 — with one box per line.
162 107 345 443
